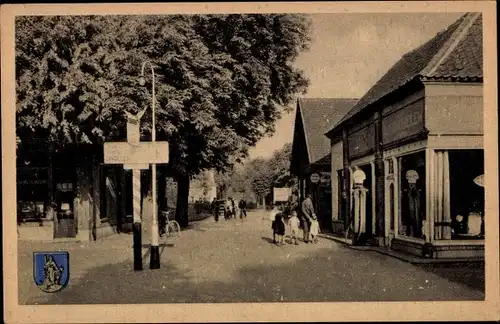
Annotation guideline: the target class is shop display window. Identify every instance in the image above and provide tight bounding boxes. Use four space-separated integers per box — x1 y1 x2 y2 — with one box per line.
449 150 484 239
398 151 426 239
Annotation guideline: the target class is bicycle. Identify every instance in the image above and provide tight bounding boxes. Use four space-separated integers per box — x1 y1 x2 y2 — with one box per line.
160 210 181 240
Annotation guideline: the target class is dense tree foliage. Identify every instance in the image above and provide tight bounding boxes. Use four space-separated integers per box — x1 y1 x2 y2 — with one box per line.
215 143 297 206
16 14 310 225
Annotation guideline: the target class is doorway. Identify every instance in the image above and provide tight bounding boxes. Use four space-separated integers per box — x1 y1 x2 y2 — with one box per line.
53 177 76 238
359 164 373 236
337 169 347 222
52 152 77 238
317 178 332 233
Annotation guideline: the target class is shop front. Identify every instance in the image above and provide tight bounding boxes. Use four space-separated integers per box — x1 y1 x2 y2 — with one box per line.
382 83 484 258
384 143 484 258
325 12 484 259
17 142 126 241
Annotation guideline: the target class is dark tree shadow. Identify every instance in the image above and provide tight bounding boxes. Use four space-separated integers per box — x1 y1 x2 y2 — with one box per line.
414 261 485 292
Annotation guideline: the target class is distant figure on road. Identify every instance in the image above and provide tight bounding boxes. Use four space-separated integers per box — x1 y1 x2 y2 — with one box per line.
229 197 236 218
211 198 219 222
238 199 247 219
300 193 315 243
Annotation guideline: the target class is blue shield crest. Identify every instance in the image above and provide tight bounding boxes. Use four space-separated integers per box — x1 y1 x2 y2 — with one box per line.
33 252 70 293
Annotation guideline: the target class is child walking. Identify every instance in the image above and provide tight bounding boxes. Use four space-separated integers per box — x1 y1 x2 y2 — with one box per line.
272 214 286 245
288 210 300 245
269 204 279 242
310 214 320 243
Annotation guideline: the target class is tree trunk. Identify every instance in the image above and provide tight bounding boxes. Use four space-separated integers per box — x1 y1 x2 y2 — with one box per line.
175 173 190 228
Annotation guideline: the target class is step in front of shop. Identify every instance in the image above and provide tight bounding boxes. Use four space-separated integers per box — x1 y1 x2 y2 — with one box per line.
391 237 484 260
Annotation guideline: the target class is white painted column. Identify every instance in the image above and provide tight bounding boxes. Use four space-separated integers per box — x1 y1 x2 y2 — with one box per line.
436 151 444 240
425 148 432 243
383 159 391 243
349 167 354 219
353 188 360 233
395 157 402 237
443 151 451 240
132 170 142 223
360 188 367 233
392 157 399 234
427 148 435 243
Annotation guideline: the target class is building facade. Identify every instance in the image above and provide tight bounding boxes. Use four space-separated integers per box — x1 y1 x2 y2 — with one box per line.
290 98 358 232
17 140 127 241
326 13 484 259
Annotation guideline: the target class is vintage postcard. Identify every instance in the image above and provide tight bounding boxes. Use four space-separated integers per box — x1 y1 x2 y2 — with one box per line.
2 1 499 323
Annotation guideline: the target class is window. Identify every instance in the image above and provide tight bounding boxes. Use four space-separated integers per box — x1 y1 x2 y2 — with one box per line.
399 151 426 239
449 150 484 239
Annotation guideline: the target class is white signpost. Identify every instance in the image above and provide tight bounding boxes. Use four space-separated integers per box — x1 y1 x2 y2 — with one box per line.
104 109 169 271
273 187 291 203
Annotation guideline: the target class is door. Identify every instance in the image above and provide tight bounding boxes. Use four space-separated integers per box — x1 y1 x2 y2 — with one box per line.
54 181 76 238
359 164 373 236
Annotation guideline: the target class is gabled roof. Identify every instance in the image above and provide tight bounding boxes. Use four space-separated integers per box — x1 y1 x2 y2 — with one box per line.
329 12 482 133
295 98 358 165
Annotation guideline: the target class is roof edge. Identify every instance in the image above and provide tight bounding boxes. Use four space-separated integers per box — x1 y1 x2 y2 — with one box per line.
421 12 481 77
325 77 422 136
296 98 313 165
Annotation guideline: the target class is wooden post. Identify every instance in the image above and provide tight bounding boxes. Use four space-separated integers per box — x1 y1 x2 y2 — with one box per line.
342 128 351 231
132 169 143 271
104 107 169 272
374 111 385 243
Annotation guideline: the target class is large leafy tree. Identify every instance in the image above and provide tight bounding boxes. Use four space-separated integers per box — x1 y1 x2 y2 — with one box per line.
16 14 311 226
270 143 298 189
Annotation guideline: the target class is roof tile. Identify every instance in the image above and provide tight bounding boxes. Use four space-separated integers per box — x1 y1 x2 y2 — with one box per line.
298 98 358 164
426 15 482 80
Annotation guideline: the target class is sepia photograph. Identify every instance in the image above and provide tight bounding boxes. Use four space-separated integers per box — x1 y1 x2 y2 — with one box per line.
2 2 499 323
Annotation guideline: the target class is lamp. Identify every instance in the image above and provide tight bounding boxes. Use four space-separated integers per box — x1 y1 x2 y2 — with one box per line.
138 76 146 87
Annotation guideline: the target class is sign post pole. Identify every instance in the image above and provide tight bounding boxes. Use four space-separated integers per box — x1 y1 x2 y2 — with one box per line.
104 104 169 272
132 169 142 271
140 61 160 270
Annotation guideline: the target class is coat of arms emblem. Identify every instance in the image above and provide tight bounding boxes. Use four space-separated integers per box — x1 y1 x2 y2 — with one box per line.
33 252 69 293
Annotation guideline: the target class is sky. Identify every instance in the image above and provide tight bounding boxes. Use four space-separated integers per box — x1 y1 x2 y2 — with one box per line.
247 12 464 160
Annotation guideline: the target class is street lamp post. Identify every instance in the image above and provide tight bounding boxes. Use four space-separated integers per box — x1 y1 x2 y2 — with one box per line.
139 61 160 269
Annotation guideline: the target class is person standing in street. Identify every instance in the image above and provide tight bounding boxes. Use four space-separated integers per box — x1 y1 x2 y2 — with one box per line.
287 189 299 216
288 210 300 245
286 189 300 237
229 197 236 218
238 199 247 219
212 197 219 222
300 193 315 243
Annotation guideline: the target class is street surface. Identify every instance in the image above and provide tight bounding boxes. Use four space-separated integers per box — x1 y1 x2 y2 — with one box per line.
18 210 484 304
